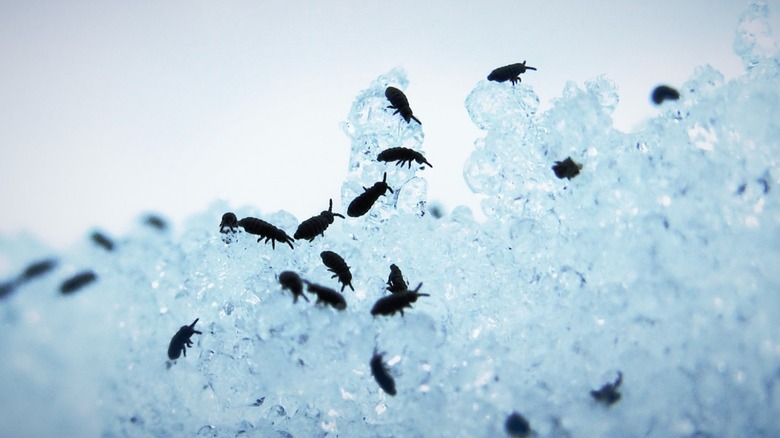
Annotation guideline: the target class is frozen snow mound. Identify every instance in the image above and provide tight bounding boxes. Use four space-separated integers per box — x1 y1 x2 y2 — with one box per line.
1 6 780 437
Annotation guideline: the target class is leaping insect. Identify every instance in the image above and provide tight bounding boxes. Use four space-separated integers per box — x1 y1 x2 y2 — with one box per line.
385 86 421 124
90 231 115 251
552 157 582 180
347 172 394 218
591 372 623 406
386 264 408 294
279 271 309 303
220 212 239 234
21 258 58 281
320 251 354 292
59 270 97 295
487 61 537 85
238 217 294 249
651 85 680 105
294 199 344 242
304 280 347 310
377 147 432 169
370 351 397 396
371 283 429 317
167 318 202 360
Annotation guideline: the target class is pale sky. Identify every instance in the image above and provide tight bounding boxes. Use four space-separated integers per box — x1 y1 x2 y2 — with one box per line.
0 0 771 249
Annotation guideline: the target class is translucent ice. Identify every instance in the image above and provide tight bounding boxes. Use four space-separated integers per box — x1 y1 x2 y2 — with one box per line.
1 5 780 437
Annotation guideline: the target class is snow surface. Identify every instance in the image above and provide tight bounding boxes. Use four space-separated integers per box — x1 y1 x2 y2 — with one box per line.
1 4 779 437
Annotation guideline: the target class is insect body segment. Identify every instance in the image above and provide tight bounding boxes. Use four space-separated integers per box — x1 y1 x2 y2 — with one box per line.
167 318 202 360
347 172 394 218
371 283 429 317
304 281 347 310
238 217 294 249
386 264 408 294
294 199 344 242
487 61 537 85
377 147 432 169
320 251 354 292
385 86 421 124
370 351 397 396
279 271 309 303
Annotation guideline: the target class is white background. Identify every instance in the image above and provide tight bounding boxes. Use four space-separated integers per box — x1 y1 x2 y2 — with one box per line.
0 0 771 249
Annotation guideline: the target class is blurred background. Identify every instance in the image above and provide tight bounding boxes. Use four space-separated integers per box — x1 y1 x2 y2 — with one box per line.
0 0 770 249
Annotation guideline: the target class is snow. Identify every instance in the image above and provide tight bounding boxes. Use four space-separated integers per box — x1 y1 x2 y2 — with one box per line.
1 4 779 437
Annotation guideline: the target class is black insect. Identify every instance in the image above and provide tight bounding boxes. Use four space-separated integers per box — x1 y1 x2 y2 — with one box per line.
552 157 582 180
59 270 97 295
487 61 537 85
504 411 532 437
377 147 432 169
347 172 394 218
167 318 202 360
371 283 429 317
385 86 421 124
651 85 680 105
591 371 623 406
370 351 397 396
428 203 445 219
90 231 115 251
252 397 265 407
320 251 354 292
304 280 346 310
143 214 168 231
294 199 345 242
279 271 309 303
220 212 238 234
21 258 58 281
386 264 408 294
238 217 294 249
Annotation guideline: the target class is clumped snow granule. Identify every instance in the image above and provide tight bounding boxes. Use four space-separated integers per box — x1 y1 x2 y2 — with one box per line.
1 4 779 437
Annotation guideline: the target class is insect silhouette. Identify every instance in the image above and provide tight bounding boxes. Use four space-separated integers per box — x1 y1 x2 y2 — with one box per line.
591 371 623 406
651 85 680 105
552 157 582 180
487 61 537 85
386 264 408 294
370 351 397 396
59 270 97 295
385 86 421 124
252 397 266 407
279 271 309 303
504 411 532 437
320 251 354 292
143 214 168 231
304 280 347 310
294 199 345 242
377 147 432 169
371 283 429 317
238 217 294 249
90 231 115 251
347 172 394 218
220 212 239 234
167 318 202 360
21 258 58 281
